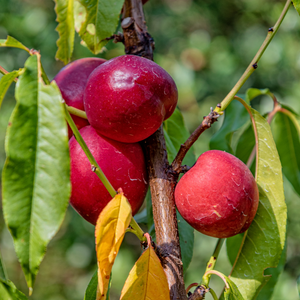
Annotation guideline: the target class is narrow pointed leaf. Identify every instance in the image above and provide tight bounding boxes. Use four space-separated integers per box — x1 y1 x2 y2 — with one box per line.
95 193 132 300
54 0 75 64
0 279 28 300
0 36 30 52
0 70 23 110
271 111 300 197
227 104 287 300
210 100 249 153
120 245 170 300
0 250 7 281
293 0 300 16
2 54 70 289
223 276 245 300
75 0 124 54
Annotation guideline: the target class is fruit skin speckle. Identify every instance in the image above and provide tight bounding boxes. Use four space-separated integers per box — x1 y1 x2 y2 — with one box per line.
174 150 259 238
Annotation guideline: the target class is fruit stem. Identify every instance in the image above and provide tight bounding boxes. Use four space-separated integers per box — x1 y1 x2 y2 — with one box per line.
201 238 225 287
126 217 147 242
214 0 291 113
63 103 116 198
66 105 88 119
208 288 218 300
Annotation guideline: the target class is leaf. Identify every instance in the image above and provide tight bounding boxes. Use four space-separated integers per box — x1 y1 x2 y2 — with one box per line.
75 0 124 54
255 240 286 300
297 275 300 297
293 0 300 16
0 279 28 300
163 107 196 166
245 88 271 102
271 111 300 197
210 100 250 153
54 0 75 64
0 250 7 281
223 276 245 300
226 234 244 266
0 36 30 53
228 104 287 300
2 54 71 289
120 244 170 300
84 271 98 300
0 70 23 111
95 192 132 300
177 211 194 273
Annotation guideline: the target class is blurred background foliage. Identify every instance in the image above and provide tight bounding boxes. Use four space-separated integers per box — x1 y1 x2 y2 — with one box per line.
0 0 300 299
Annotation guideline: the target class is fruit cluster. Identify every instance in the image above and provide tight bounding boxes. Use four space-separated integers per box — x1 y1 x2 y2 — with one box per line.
54 55 178 224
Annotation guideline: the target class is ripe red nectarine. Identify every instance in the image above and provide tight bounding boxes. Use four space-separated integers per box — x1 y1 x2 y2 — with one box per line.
69 126 148 225
174 150 259 238
54 57 106 138
84 55 178 143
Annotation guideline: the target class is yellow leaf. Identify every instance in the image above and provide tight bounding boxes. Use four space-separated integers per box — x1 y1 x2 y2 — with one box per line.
120 242 170 300
95 192 132 300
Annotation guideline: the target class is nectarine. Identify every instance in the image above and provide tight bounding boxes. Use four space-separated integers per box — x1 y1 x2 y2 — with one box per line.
174 150 259 238
69 126 148 225
54 57 106 138
84 55 178 143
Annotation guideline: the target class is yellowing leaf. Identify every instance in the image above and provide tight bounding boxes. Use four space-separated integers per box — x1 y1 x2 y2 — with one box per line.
120 244 170 300
95 193 132 300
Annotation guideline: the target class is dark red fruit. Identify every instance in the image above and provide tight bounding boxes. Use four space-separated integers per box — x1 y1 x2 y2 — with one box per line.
174 150 259 238
84 55 178 143
69 126 148 225
54 57 106 138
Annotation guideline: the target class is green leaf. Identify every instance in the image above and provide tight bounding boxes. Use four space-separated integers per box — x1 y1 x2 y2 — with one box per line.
2 54 71 289
54 0 75 64
256 240 286 300
84 270 97 300
0 70 23 110
245 88 271 102
297 275 300 297
226 234 244 266
163 107 196 166
177 211 194 273
0 250 7 281
293 0 300 16
271 111 300 197
75 0 124 54
210 100 249 153
0 279 28 300
223 276 245 300
228 106 287 300
0 36 30 53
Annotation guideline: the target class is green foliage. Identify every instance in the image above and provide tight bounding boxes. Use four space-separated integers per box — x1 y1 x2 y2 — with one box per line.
272 110 300 197
0 36 30 53
2 55 71 288
75 0 124 54
54 0 75 64
0 279 28 300
223 276 245 300
229 105 287 300
84 271 98 300
293 0 300 16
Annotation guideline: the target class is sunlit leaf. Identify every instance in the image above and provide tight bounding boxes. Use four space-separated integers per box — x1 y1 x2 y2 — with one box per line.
245 88 271 102
0 70 23 110
54 0 75 64
210 100 249 153
227 103 287 300
271 110 300 197
223 276 245 300
0 36 30 53
95 192 132 300
2 54 71 289
0 279 28 300
120 243 170 300
75 0 124 54
293 0 300 16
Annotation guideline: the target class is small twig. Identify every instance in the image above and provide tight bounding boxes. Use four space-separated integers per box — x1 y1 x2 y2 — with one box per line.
215 0 292 113
172 108 219 173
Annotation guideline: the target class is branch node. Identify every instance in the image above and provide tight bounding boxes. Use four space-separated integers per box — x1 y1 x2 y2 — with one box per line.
188 285 210 300
268 27 274 32
252 62 258 69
